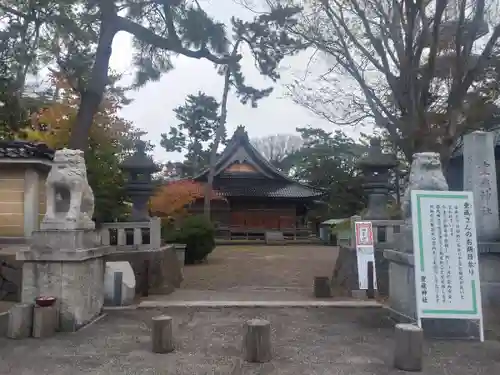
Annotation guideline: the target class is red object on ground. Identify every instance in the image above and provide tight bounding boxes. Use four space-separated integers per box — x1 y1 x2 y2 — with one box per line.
35 296 56 307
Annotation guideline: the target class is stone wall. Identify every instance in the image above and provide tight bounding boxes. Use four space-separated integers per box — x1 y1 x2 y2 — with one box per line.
105 245 182 296
384 249 416 321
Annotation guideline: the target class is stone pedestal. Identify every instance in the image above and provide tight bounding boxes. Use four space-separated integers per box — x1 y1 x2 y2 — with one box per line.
384 249 417 322
385 248 481 339
17 230 109 332
33 305 58 338
385 153 481 338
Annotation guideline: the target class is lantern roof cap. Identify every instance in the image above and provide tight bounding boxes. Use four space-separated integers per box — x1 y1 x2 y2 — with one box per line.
120 140 159 172
357 138 397 169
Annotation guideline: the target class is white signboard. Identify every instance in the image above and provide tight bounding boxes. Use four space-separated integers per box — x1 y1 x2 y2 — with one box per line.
411 190 484 341
354 221 377 290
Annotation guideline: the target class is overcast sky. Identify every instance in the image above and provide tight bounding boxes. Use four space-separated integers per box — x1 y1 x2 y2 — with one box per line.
110 1 367 163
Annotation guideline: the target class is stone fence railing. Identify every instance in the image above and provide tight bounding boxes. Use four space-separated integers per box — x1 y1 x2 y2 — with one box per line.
349 215 403 249
100 217 161 251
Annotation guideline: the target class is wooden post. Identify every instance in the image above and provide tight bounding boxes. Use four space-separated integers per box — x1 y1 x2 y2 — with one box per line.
151 315 174 353
243 319 272 363
314 276 331 298
367 261 375 299
394 323 424 372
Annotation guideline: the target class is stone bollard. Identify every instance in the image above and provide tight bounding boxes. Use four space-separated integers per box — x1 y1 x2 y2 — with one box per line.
314 276 331 298
151 315 174 353
32 305 58 338
243 319 272 363
394 323 424 372
7 303 33 339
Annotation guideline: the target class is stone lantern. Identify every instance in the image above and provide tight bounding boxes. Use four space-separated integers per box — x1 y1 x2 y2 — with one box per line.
120 140 160 221
357 138 397 220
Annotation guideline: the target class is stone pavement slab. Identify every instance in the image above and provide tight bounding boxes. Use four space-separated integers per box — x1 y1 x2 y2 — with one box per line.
0 307 499 375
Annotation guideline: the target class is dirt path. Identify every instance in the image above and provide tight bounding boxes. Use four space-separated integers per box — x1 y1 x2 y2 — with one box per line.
179 245 338 295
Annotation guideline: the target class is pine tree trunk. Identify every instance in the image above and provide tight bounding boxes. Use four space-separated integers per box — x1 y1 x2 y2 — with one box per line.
68 17 117 150
203 42 240 218
203 67 231 218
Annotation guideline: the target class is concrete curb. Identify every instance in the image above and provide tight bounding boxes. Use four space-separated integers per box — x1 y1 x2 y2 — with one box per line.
103 305 139 311
137 300 383 309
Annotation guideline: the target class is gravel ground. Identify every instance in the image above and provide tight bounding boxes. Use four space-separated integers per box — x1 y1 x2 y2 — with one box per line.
0 307 499 375
180 245 337 294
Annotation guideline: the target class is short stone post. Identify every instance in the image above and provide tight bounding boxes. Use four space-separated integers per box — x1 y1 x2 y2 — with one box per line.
243 319 272 363
394 323 424 372
314 276 331 298
32 305 58 338
7 303 33 339
151 315 174 353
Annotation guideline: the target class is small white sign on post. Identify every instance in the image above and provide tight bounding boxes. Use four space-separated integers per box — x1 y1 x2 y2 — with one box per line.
354 221 377 290
411 190 484 341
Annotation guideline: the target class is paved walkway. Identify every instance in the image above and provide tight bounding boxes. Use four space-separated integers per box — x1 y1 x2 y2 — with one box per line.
172 245 338 302
1 307 498 375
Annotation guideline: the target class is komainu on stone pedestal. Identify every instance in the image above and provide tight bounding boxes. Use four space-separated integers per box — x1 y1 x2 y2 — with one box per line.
41 149 95 230
401 152 448 220
399 152 448 253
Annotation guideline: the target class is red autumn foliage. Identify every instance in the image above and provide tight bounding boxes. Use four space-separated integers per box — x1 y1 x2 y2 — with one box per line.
150 179 224 217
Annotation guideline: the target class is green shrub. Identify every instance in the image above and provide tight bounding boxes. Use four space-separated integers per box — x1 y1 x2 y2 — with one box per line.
164 215 215 264
161 216 176 241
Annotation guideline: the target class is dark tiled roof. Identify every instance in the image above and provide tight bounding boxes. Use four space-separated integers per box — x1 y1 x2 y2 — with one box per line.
0 140 54 161
195 126 325 199
213 178 325 199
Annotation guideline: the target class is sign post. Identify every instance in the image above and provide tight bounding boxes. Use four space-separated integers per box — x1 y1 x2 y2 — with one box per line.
411 190 484 342
354 221 377 290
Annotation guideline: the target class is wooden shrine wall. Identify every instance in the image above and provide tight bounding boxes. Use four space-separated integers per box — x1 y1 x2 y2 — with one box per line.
229 205 297 229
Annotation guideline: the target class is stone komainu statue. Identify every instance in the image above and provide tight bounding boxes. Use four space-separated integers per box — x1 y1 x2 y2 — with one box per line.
401 152 448 220
42 148 95 230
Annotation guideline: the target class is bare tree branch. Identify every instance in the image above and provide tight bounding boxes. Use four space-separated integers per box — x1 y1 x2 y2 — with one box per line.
268 0 500 163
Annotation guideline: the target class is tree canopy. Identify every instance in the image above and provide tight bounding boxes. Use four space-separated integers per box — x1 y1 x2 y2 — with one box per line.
0 0 241 150
161 91 224 178
272 0 500 164
282 126 368 218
